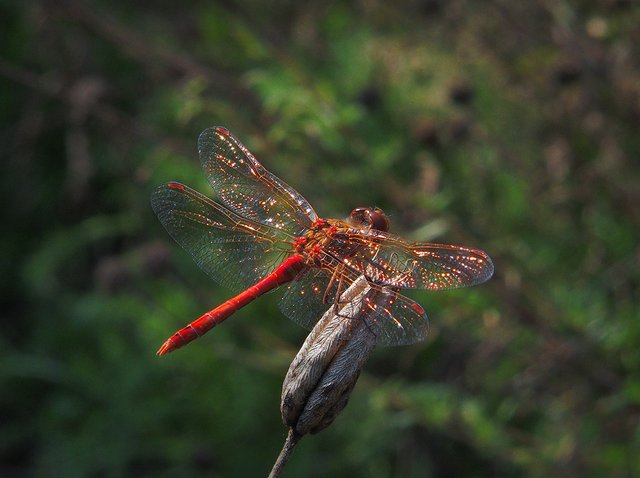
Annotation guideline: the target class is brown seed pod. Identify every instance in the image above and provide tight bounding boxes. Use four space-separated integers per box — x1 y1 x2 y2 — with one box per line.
281 276 382 435
270 277 384 477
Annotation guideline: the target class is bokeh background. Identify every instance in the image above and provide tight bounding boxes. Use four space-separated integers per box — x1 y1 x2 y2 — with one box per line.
2 1 639 476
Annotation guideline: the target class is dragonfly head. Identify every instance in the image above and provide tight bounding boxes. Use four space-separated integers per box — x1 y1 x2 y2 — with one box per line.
349 207 390 232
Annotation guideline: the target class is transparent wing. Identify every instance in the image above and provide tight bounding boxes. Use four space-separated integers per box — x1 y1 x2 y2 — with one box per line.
325 229 494 290
359 288 430 346
150 182 294 292
279 262 430 347
198 127 318 235
279 267 340 330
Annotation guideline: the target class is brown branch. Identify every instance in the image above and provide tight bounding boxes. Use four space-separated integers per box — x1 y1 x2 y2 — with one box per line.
268 429 301 478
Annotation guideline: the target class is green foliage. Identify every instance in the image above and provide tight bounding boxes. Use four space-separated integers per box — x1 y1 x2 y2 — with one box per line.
2 0 639 476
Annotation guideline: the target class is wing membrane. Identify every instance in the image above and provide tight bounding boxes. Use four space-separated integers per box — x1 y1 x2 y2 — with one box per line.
359 288 430 346
279 259 430 346
324 229 494 290
198 127 318 235
279 267 339 330
151 182 294 292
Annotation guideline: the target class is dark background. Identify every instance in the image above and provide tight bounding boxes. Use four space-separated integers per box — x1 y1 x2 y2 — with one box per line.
1 1 639 476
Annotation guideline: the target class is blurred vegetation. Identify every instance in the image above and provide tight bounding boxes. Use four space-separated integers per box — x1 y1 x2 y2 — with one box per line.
1 0 639 476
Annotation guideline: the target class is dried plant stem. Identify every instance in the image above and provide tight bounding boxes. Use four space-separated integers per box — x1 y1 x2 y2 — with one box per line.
268 428 301 478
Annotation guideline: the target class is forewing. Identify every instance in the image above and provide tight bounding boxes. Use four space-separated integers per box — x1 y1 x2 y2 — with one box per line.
198 127 318 234
151 182 293 292
327 230 494 290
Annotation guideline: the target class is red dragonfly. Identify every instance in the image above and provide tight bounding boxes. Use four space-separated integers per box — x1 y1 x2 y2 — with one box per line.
151 127 493 356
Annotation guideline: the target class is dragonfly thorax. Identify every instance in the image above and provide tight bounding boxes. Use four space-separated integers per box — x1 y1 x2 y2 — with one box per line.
293 218 362 267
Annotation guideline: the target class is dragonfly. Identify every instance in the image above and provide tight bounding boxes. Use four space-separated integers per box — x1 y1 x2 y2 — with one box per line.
151 127 493 356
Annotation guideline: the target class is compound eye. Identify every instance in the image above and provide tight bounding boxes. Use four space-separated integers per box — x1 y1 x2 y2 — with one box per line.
368 207 390 232
349 207 390 232
349 207 368 226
